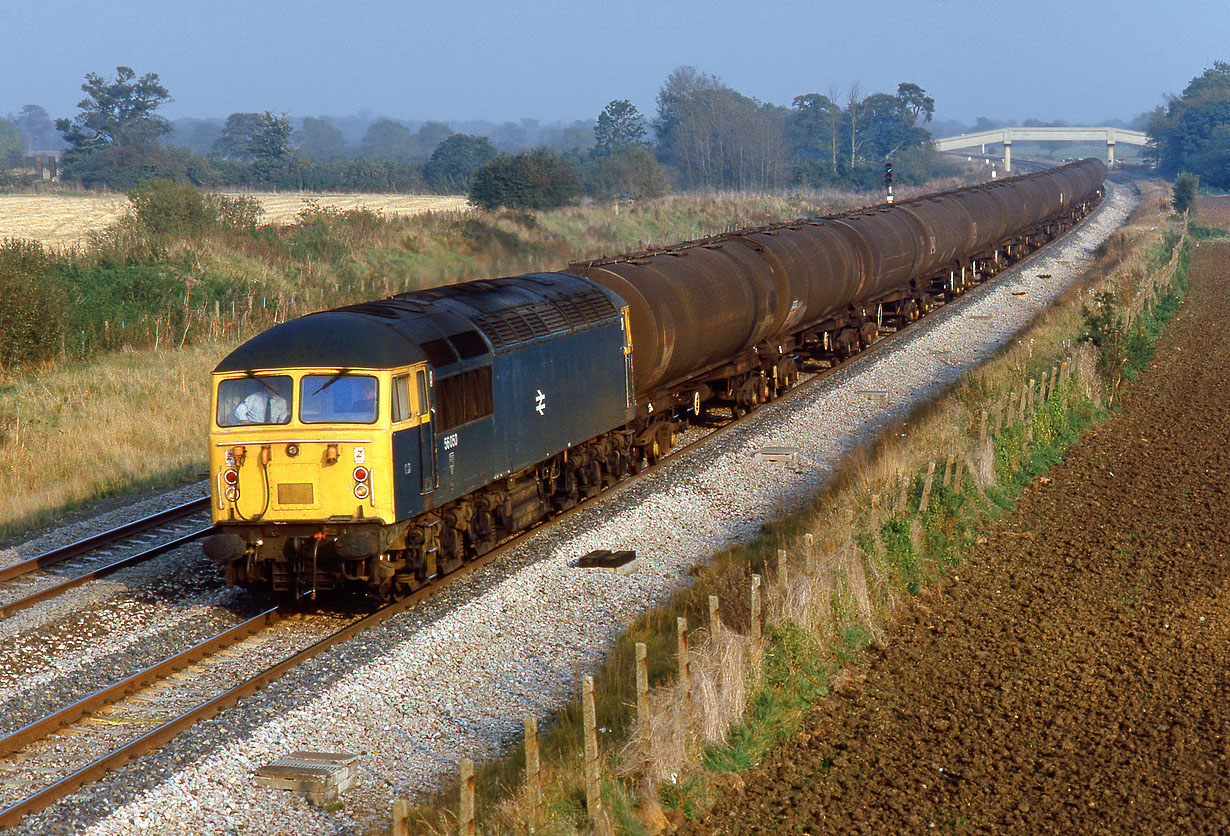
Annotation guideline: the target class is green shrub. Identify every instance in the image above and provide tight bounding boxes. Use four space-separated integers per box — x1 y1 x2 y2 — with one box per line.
0 239 64 370
127 179 263 241
469 149 581 211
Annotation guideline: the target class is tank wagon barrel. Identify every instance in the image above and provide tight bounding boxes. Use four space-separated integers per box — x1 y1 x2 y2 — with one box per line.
568 158 1106 400
203 159 1106 602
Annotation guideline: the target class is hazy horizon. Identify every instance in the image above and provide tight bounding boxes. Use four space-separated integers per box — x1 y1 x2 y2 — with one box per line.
6 0 1227 133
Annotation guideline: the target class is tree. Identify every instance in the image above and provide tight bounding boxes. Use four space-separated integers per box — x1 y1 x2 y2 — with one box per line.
212 113 263 159
653 66 788 189
789 92 842 180
11 105 61 151
297 117 347 161
469 149 581 210
56 66 171 150
250 112 295 183
584 144 667 199
360 119 417 160
417 121 454 155
423 134 496 193
1149 62 1230 188
1172 172 1198 215
593 100 647 157
896 82 935 125
165 118 223 155
0 119 22 166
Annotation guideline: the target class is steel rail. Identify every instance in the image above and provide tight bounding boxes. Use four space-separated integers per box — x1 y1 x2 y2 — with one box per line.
0 497 211 584
0 606 283 758
0 189 1107 827
0 525 215 620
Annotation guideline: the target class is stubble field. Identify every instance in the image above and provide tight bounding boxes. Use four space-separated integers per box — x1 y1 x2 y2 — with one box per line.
0 191 469 247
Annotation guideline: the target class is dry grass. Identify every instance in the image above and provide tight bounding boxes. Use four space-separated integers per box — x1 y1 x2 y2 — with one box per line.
0 191 469 249
0 341 223 535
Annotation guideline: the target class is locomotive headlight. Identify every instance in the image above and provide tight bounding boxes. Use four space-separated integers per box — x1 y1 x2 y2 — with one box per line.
286 443 300 458
354 483 370 500
224 486 240 502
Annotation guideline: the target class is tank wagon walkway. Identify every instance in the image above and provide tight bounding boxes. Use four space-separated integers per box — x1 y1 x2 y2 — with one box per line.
683 242 1230 834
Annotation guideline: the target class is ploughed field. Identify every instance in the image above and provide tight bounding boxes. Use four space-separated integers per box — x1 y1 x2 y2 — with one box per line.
683 241 1230 834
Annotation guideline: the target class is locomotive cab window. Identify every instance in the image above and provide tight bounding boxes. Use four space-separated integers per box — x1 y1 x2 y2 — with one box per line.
392 374 413 423
435 366 493 432
216 375 293 427
300 373 378 424
417 370 429 417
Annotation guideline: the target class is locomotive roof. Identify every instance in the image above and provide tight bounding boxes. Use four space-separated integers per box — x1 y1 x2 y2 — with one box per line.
213 271 624 374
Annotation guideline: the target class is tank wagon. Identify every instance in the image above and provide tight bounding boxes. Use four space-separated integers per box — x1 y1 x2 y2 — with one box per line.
204 159 1106 600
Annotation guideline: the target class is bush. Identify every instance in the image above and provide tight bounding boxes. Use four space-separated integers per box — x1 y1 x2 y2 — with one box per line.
469 149 581 211
424 134 496 193
584 145 668 200
1173 172 1198 215
127 179 263 242
0 239 64 370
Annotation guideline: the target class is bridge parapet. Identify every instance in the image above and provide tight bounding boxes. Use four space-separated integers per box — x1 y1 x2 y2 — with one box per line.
934 127 1148 171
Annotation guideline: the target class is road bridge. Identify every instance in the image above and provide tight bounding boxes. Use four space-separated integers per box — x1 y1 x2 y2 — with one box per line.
933 127 1149 172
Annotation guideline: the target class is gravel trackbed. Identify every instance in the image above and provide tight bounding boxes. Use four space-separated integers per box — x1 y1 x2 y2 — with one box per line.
684 240 1230 834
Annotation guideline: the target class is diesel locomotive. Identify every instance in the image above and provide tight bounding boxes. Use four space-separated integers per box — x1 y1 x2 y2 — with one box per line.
203 158 1107 600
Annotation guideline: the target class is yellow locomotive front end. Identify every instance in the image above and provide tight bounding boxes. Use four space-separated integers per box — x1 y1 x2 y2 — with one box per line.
205 365 422 598
210 369 392 525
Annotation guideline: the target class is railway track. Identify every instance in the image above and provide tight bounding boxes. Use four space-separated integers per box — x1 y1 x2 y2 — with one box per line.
0 185 1104 828
0 499 212 620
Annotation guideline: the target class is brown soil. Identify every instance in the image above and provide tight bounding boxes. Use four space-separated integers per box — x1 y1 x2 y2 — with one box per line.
1197 195 1230 230
683 242 1230 834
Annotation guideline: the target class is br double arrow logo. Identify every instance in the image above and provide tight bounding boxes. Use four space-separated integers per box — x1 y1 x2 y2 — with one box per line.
535 389 547 415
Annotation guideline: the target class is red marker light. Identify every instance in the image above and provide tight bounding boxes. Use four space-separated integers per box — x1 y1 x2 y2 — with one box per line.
223 469 239 486
353 466 369 483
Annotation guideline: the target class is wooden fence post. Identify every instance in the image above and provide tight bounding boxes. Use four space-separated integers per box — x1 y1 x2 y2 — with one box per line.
392 799 410 836
582 676 601 816
709 594 721 628
777 549 789 597
943 454 955 488
750 575 762 644
524 716 541 826
635 642 649 728
676 617 691 700
898 474 910 509
919 462 937 513
980 410 988 445
459 759 475 836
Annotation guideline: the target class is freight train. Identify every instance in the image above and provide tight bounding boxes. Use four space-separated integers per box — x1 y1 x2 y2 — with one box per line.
203 158 1107 600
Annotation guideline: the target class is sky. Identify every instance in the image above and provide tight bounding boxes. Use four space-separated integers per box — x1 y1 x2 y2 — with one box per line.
4 0 1228 131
